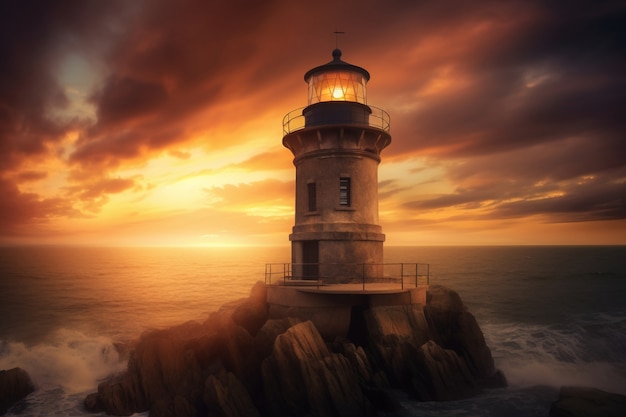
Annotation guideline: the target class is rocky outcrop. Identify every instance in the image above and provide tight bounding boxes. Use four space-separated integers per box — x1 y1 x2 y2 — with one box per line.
424 286 503 387
363 286 505 401
550 386 626 417
84 282 270 417
262 321 371 417
0 367 34 415
84 283 505 416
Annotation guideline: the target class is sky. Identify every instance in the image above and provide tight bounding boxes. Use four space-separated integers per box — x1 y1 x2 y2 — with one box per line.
1 0 625 247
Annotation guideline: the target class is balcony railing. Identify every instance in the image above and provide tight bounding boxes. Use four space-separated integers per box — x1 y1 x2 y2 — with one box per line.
282 105 390 135
264 262 429 291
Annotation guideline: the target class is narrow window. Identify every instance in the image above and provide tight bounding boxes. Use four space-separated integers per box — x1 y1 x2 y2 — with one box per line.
339 177 351 207
307 182 317 212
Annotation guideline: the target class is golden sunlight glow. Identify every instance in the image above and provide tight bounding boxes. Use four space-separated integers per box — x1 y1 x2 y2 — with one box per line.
418 66 469 97
244 206 292 218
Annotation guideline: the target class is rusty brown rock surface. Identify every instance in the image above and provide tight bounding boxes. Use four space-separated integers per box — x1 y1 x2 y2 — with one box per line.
84 283 506 416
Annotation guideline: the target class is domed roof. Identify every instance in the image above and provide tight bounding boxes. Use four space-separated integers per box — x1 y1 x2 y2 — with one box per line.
304 49 370 82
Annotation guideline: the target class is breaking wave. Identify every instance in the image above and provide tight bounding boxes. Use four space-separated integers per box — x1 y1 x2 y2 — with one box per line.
0 328 133 416
483 313 626 395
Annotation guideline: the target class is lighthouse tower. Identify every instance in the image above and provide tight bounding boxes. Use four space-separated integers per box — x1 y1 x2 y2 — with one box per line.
282 49 391 282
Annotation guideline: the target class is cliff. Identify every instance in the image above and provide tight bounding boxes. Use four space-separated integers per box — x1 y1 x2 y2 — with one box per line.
83 283 506 417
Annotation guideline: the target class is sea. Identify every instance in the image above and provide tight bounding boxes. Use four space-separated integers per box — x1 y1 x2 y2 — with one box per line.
0 245 625 416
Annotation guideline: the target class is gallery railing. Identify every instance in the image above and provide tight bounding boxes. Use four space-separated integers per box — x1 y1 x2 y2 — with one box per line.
264 262 429 291
282 105 390 135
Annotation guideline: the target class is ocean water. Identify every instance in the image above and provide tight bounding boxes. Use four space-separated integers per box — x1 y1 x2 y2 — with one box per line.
1 245 625 416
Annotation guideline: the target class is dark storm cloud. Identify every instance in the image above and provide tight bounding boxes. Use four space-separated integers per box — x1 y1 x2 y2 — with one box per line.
2 0 625 237
91 75 169 128
0 0 130 227
386 1 626 154
387 1 626 225
0 0 125 169
494 176 626 222
405 164 626 223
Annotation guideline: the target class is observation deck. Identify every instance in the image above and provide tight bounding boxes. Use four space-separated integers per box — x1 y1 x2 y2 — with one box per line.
282 105 390 135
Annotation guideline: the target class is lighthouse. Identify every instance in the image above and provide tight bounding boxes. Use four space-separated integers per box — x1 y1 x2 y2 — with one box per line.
282 49 391 282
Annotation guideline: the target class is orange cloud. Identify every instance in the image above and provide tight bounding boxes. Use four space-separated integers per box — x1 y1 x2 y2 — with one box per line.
1 0 624 245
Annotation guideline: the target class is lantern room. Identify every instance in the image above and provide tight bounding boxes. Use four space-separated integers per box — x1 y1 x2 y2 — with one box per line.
305 49 369 105
302 49 373 128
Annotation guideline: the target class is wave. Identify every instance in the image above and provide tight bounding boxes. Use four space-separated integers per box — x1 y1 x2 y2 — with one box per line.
482 315 626 395
0 328 127 394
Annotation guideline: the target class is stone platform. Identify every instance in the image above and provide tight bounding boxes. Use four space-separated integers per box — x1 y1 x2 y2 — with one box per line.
266 283 429 340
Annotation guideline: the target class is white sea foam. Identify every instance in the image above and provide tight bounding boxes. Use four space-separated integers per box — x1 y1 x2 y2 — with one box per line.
483 319 626 395
0 328 127 394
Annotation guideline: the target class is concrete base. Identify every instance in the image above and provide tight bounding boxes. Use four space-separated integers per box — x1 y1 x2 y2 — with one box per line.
266 283 428 340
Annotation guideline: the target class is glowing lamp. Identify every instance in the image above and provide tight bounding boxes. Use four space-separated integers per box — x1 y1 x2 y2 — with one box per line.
332 86 344 99
304 49 369 105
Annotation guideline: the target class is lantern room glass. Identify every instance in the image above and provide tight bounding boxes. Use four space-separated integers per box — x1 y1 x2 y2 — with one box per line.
307 70 367 105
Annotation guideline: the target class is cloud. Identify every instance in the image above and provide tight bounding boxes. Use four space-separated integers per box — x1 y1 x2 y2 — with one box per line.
0 178 81 233
386 1 626 160
90 75 169 128
204 179 293 209
1 0 625 243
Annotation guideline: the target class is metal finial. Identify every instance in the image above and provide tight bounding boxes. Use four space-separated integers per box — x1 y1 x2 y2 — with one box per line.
333 31 345 49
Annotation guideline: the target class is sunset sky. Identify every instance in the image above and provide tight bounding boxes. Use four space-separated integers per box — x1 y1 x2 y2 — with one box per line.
1 0 625 247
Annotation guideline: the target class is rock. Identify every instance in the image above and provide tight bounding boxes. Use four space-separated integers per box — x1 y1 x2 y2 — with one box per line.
84 282 505 416
550 386 626 417
204 369 260 417
85 284 272 417
151 395 196 417
270 305 353 341
254 317 301 359
331 339 386 387
424 285 506 387
83 392 102 413
363 304 431 385
414 340 477 401
212 281 269 336
363 287 505 401
0 367 35 415
84 320 225 415
261 320 371 417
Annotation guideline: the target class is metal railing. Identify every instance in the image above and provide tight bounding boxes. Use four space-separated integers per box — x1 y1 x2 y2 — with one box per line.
264 262 429 291
282 105 390 135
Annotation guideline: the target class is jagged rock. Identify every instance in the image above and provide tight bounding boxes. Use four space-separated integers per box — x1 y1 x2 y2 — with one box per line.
151 395 196 417
424 285 500 383
330 339 399 412
84 283 505 416
254 317 301 359
84 392 102 413
364 286 505 400
261 320 371 417
331 339 381 386
550 386 626 417
414 340 477 400
0 367 35 415
204 369 260 417
214 281 269 336
364 304 431 385
85 282 271 416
